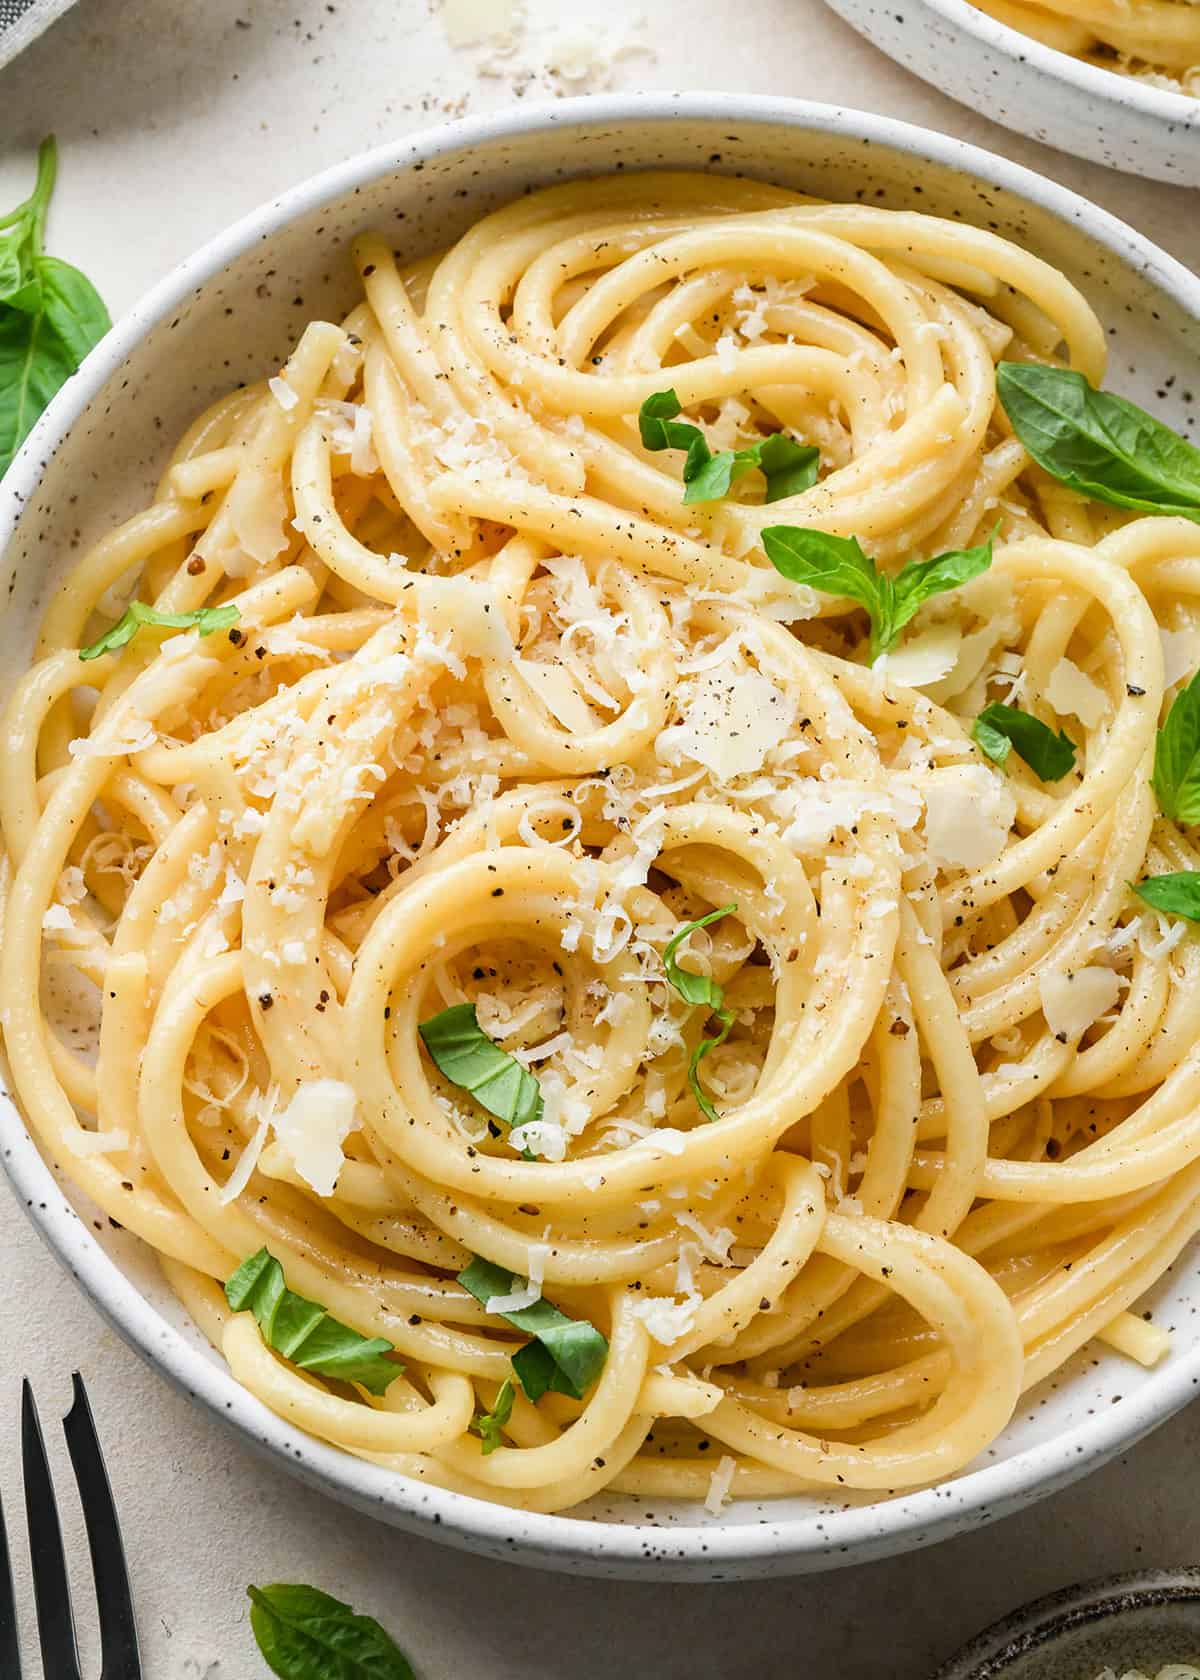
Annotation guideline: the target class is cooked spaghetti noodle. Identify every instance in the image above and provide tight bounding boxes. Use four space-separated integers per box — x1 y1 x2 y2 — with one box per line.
971 0 1200 95
4 170 1200 1517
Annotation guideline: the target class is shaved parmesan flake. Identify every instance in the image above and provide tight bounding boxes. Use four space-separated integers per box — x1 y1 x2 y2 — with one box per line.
1046 658 1108 729
878 621 961 689
42 904 76 933
923 767 1016 870
270 1079 358 1197
68 720 157 759
705 1454 737 1515
217 1112 270 1205
268 375 299 412
662 668 796 783
413 575 514 663
1039 968 1120 1041
1161 627 1200 689
514 657 598 734
485 1244 548 1313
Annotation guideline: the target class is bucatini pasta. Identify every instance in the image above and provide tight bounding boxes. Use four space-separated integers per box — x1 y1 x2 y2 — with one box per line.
971 0 1200 96
5 169 1200 1517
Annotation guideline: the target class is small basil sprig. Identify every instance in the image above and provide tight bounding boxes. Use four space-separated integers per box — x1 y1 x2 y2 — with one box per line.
761 528 993 661
997 362 1200 523
638 389 820 505
79 599 240 661
1 137 111 479
469 1376 515 1455
248 1584 415 1680
1153 668 1200 824
458 1255 608 1404
1133 874 1200 920
418 1001 543 1143
663 903 737 1123
225 1249 400 1397
973 702 1077 783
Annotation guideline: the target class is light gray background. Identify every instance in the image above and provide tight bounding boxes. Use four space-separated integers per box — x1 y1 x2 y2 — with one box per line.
2 2 1199 1675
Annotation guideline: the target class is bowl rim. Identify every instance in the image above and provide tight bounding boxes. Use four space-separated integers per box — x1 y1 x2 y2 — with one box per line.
4 90 1200 1577
901 0 1200 122
933 1567 1200 1678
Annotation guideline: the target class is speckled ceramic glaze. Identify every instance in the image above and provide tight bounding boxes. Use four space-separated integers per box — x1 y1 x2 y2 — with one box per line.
935 1569 1200 1679
825 0 1200 186
2 95 1200 1581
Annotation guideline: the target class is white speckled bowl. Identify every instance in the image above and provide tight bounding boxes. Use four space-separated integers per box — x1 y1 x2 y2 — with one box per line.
824 0 1200 186
3 94 1200 1582
935 1569 1200 1679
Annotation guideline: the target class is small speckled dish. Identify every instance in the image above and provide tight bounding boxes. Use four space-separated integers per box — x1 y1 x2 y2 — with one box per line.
935 1569 1200 1680
3 94 1200 1581
824 0 1200 186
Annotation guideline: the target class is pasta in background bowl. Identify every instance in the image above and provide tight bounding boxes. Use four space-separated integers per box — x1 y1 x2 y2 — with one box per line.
824 0 1200 186
2 94 1200 1581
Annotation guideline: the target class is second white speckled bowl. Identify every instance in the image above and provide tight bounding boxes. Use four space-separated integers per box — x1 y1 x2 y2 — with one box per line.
2 94 1200 1580
825 0 1200 186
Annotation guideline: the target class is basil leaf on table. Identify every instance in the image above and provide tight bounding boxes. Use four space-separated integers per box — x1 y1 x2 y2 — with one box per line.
1153 668 1200 824
79 600 240 661
663 904 738 1122
0 137 111 479
458 1254 608 1404
225 1248 401 1397
1133 874 1200 921
418 1000 543 1134
996 361 1200 522
761 527 993 662
972 702 1077 783
469 1375 515 1454
248 1583 416 1680
638 387 820 505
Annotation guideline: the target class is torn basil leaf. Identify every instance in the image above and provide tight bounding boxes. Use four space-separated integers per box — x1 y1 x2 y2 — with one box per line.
973 702 1077 783
663 904 737 1121
458 1255 608 1404
638 387 819 505
79 600 240 662
418 1001 543 1132
225 1248 400 1397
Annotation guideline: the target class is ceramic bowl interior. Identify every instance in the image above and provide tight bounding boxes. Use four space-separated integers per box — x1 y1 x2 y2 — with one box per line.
823 0 1200 187
3 94 1200 1580
935 1570 1200 1680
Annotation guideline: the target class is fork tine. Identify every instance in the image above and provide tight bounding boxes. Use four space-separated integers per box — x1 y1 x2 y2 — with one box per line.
0 1483 23 1679
62 1374 141 1680
21 1379 82 1680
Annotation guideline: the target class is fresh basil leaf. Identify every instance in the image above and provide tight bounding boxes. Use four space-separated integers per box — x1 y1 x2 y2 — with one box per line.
997 361 1200 522
79 599 240 661
457 1255 608 1403
757 431 821 502
225 1249 400 1397
1153 668 1200 824
248 1583 415 1680
470 1376 515 1454
1133 873 1200 921
638 388 711 480
0 137 111 480
662 903 738 1120
418 1001 543 1133
639 388 819 506
972 702 1076 782
762 527 993 660
889 539 994 640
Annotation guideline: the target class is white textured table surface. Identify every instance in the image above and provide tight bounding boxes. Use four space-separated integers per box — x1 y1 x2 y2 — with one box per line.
2 4 1200 1676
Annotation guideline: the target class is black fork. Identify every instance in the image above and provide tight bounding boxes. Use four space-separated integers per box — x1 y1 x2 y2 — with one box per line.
0 1373 142 1679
